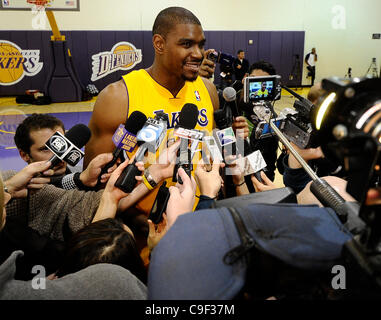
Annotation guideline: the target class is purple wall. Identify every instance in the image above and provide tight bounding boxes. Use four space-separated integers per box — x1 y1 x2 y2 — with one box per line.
0 30 304 96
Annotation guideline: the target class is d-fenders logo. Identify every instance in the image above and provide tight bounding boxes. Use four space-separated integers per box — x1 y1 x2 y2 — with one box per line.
91 42 142 81
0 40 43 86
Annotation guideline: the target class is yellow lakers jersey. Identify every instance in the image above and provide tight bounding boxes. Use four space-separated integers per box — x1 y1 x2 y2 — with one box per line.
121 69 214 215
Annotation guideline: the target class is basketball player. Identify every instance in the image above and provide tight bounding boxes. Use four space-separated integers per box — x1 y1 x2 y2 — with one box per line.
83 7 248 213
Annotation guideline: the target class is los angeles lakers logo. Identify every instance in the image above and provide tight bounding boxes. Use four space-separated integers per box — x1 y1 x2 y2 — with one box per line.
91 42 142 81
0 40 43 86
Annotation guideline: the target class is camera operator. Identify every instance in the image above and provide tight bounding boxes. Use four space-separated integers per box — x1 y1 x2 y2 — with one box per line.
233 50 250 82
238 60 280 182
281 83 346 193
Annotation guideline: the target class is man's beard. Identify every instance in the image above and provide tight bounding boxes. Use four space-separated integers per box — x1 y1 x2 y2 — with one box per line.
181 73 198 82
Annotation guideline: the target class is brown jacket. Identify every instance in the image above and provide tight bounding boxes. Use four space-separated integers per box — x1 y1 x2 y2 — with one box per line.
2 171 103 241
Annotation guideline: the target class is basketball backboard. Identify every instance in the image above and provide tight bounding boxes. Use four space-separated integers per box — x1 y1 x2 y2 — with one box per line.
0 0 80 11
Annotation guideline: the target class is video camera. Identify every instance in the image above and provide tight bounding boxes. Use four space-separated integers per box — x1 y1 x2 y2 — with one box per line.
242 75 317 149
207 51 235 69
312 76 381 293
280 86 319 149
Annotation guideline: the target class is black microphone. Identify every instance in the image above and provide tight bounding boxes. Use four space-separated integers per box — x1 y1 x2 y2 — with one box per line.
173 103 199 184
46 124 91 169
115 112 168 193
97 111 148 183
231 80 244 92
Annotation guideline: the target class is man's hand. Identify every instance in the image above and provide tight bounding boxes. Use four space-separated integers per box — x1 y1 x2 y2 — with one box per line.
147 139 181 183
194 158 224 199
4 161 54 198
147 214 168 252
92 158 144 222
232 116 249 139
79 153 117 187
103 157 144 204
199 49 216 79
166 168 197 228
288 142 324 169
251 171 277 192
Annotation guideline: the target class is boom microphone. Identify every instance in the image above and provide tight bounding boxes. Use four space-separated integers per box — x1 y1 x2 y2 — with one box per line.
46 123 91 168
115 112 168 193
97 111 148 182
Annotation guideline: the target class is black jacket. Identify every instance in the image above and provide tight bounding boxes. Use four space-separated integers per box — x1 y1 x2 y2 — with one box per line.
233 58 250 81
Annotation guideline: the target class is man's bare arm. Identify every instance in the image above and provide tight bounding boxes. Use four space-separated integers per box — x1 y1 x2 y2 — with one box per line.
201 77 219 129
83 80 128 169
201 76 219 112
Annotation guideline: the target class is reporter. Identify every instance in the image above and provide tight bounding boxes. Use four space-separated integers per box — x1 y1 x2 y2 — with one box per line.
54 163 188 284
296 176 356 206
195 159 224 199
238 60 279 182
55 218 147 284
50 152 119 190
147 185 369 300
199 48 216 79
3 160 53 199
117 139 181 213
282 142 342 194
0 174 147 300
166 168 197 228
251 171 277 192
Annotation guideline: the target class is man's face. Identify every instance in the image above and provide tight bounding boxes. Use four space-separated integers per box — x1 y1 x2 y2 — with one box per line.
238 51 245 60
162 23 206 82
20 126 67 176
261 82 267 91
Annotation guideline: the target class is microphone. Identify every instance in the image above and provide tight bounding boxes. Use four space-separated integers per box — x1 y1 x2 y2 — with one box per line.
97 111 148 183
172 103 199 184
45 123 91 169
115 112 168 193
222 86 240 118
231 80 243 93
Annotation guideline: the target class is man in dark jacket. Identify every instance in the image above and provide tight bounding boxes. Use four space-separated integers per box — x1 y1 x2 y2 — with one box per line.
233 50 250 82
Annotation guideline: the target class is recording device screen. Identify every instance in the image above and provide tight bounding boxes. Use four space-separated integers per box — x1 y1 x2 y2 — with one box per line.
250 81 273 99
243 75 282 103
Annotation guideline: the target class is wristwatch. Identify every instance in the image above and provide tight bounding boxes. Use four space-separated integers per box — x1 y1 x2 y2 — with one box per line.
144 169 158 189
3 185 9 194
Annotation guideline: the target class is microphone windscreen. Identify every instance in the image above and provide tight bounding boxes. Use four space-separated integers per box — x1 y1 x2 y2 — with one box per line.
179 103 199 129
222 86 236 102
125 111 148 134
65 124 92 148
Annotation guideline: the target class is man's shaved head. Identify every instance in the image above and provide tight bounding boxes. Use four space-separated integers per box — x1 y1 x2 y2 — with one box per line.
152 7 201 38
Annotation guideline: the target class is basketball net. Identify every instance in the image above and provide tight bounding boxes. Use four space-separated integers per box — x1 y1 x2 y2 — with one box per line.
27 0 64 41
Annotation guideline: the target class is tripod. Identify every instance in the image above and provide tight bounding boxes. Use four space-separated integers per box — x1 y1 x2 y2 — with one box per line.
345 67 352 79
289 54 302 89
365 58 379 78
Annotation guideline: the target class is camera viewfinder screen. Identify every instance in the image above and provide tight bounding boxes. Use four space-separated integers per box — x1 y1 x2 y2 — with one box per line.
249 80 274 100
